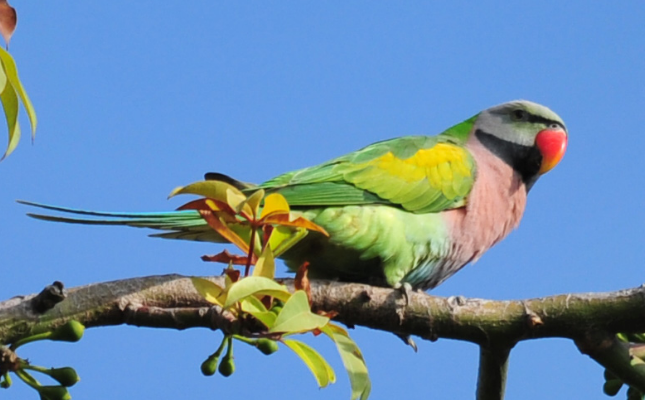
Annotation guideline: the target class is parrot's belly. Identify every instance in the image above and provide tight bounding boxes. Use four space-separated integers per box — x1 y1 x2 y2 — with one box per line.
282 205 455 289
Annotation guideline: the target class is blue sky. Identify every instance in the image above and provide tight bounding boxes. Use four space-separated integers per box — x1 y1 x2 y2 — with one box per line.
2 2 644 399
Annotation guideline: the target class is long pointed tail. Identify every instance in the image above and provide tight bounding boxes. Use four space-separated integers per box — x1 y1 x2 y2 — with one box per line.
18 200 221 242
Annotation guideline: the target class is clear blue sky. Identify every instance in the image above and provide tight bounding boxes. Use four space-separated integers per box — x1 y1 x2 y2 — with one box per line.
2 2 644 399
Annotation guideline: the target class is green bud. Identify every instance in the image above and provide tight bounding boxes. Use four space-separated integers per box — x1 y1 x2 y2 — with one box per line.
37 385 71 400
200 355 219 376
270 306 283 315
256 339 279 355
629 333 645 343
218 357 235 377
50 321 85 343
627 386 644 400
0 373 11 388
603 379 623 396
47 367 80 387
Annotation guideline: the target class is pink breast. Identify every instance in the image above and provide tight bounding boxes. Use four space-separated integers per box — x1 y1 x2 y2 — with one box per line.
442 135 528 266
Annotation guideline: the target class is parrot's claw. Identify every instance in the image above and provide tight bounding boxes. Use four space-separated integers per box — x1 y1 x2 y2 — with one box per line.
394 282 413 306
395 333 418 352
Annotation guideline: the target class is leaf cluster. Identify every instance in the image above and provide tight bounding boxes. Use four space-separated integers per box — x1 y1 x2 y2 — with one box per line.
173 179 370 400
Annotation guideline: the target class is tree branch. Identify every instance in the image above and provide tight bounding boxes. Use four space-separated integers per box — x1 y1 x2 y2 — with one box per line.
3 275 645 343
476 344 512 400
3 273 645 395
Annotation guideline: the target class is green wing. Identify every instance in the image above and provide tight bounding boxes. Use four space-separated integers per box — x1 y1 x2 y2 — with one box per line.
258 132 477 214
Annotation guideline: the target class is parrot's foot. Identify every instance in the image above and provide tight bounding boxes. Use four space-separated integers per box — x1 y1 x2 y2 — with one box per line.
395 333 418 352
393 282 413 326
393 282 414 306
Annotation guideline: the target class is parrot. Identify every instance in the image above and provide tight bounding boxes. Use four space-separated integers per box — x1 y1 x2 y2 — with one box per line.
22 100 567 291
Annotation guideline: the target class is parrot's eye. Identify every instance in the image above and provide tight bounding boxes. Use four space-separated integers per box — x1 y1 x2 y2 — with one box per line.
549 123 561 130
511 109 529 121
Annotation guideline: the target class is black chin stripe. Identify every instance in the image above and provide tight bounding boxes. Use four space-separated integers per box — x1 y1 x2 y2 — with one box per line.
475 129 542 186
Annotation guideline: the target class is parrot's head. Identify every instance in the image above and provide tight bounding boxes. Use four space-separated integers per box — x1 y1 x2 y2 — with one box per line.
473 100 567 188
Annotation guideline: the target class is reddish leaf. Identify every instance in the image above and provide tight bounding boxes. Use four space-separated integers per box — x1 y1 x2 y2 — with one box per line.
177 198 236 218
201 249 249 265
261 295 273 310
224 268 241 283
0 1 16 47
317 310 339 319
294 262 312 306
199 210 250 253
262 214 329 236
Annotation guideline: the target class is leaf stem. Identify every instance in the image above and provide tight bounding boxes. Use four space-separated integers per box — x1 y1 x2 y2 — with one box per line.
10 332 52 350
244 224 257 277
14 368 40 389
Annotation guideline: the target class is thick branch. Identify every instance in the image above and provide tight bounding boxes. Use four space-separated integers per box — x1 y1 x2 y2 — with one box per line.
2 274 645 347
4 274 645 397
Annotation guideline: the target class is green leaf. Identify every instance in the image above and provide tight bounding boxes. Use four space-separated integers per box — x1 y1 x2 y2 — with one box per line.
168 180 245 203
240 296 277 328
224 276 291 308
0 64 6 92
0 68 19 161
0 47 36 137
226 187 248 214
269 290 329 334
321 323 371 400
191 277 227 306
283 339 336 388
268 225 309 257
252 245 275 279
237 188 264 217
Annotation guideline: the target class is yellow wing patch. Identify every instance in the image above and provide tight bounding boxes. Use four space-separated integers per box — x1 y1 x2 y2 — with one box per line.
374 143 472 188
341 143 475 213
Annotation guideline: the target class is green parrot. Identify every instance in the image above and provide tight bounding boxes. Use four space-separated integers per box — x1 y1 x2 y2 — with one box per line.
22 100 567 291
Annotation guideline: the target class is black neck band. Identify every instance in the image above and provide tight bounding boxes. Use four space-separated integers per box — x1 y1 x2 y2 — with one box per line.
475 129 541 190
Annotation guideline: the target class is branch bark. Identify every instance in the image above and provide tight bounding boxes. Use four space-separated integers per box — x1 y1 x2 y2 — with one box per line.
2 274 645 399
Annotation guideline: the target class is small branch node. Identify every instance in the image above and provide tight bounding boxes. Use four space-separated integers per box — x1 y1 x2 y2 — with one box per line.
208 306 233 333
358 290 371 302
30 281 65 314
448 295 467 308
522 304 543 329
0 346 19 374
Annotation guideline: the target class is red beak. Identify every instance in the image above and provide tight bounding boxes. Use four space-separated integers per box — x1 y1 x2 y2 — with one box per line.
535 129 567 174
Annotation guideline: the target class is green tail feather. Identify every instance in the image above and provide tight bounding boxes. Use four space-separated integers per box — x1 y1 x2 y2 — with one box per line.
18 200 221 242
